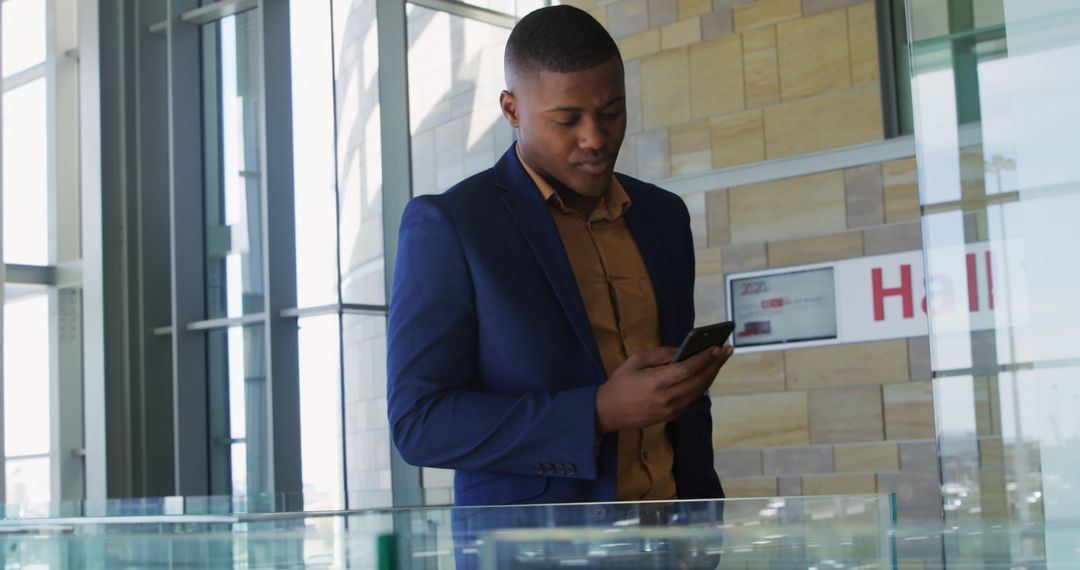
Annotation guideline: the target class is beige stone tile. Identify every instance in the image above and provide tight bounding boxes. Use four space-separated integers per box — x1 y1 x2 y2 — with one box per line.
695 274 728 325
711 350 786 395
835 442 900 472
808 385 884 444
713 391 809 448
767 231 863 267
803 473 877 495
696 246 724 276
979 437 1005 469
690 35 745 119
728 171 846 243
845 163 885 228
702 6 735 40
648 0 678 27
764 85 884 158
899 441 938 472
722 242 768 273
714 448 764 477
883 158 920 222
588 6 609 29
762 445 834 475
884 382 936 440
619 28 662 61
706 189 731 248
641 48 692 130
661 17 702 50
863 221 922 255
685 191 708 248
670 121 712 176
608 0 649 38
742 27 780 108
878 471 943 522
802 0 868 17
777 10 850 100
786 339 910 389
710 109 765 169
778 475 802 496
722 476 778 497
908 336 931 382
733 0 802 31
679 0 713 19
848 2 879 87
634 127 670 180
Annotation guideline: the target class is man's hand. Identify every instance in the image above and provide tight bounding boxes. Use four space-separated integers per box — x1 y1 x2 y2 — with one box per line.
595 344 733 433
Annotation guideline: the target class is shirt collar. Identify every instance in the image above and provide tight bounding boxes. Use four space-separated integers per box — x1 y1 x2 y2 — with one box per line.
514 143 631 221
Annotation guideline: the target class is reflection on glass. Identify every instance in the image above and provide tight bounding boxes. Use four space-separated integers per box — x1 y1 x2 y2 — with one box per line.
291 0 339 308
333 0 385 305
1 0 46 78
3 294 50 457
5 457 50 514
910 0 1080 565
341 314 391 507
207 325 267 497
406 4 514 197
202 11 264 319
298 315 344 510
2 78 48 265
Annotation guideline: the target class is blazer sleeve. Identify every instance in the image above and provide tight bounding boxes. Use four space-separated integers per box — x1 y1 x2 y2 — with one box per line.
386 196 600 480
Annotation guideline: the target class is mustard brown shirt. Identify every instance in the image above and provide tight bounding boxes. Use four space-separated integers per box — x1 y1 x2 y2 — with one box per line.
516 146 677 501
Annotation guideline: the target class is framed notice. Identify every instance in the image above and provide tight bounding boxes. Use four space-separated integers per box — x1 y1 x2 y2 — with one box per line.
727 266 838 348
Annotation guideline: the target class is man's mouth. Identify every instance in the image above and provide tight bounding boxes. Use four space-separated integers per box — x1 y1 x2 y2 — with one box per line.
577 157 613 175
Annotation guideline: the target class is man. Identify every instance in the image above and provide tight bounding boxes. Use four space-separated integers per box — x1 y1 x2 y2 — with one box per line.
387 5 731 508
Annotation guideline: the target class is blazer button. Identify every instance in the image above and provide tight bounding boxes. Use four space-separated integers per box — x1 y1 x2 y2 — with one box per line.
533 463 544 474
553 464 566 475
542 463 555 475
566 464 576 475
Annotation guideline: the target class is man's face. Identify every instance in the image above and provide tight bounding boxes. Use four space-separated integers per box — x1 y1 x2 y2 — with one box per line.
500 56 626 198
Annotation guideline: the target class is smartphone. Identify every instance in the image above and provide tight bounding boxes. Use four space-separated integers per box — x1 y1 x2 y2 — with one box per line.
671 321 735 363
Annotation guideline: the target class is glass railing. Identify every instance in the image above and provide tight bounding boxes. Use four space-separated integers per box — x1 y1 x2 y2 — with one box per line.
0 494 894 568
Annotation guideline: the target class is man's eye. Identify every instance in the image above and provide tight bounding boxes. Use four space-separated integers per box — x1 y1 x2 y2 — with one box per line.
553 117 579 126
603 108 625 118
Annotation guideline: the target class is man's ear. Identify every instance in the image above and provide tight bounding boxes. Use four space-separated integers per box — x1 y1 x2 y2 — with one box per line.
500 90 521 129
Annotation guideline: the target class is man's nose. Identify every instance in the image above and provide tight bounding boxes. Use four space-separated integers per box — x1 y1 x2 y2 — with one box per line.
578 117 609 151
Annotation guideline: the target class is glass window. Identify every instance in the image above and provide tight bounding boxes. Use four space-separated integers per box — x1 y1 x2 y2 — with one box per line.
206 324 267 497
291 0 340 309
298 314 344 510
5 457 49 513
1 0 46 77
341 314 391 507
202 10 265 319
406 4 514 197
333 0 386 305
2 78 49 265
3 293 51 458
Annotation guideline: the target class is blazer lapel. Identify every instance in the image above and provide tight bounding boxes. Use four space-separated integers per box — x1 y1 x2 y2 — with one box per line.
494 147 606 379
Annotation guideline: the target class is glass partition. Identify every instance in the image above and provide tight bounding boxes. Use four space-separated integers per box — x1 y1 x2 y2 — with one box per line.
908 0 1080 566
0 495 897 568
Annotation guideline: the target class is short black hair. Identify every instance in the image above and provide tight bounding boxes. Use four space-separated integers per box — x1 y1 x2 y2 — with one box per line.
505 5 621 79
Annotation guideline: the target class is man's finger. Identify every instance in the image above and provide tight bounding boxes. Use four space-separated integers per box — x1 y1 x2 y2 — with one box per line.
627 346 679 370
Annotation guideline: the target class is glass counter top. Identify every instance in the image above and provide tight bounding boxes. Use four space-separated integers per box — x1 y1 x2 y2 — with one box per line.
0 493 1066 568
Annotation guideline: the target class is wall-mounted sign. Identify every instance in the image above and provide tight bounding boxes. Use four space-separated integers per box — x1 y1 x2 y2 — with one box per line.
725 241 1026 351
729 267 837 348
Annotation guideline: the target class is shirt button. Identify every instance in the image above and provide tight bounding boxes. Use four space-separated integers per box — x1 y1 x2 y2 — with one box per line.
642 451 650 461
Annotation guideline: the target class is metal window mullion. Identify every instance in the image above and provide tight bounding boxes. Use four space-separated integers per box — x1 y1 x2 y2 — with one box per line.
49 0 86 505
179 0 258 25
255 0 301 502
0 0 6 504
377 0 423 509
77 0 109 504
407 0 516 29
166 0 211 497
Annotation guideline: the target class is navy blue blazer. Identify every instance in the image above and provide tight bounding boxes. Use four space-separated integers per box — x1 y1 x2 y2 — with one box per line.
387 144 723 506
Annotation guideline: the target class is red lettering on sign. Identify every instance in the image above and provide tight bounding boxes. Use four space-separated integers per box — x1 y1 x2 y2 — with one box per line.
985 251 995 310
872 265 914 321
966 253 979 311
